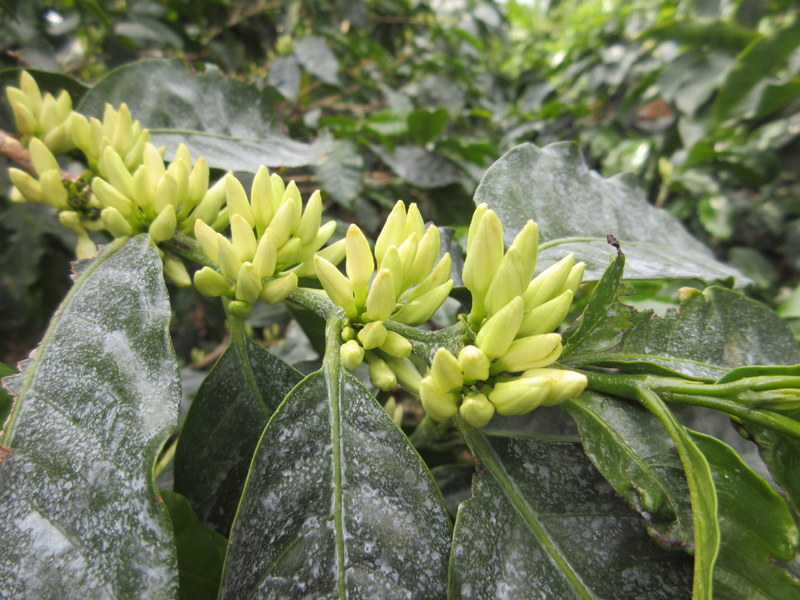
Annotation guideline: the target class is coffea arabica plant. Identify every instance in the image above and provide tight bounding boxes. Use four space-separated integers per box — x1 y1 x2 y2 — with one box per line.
1 70 799 600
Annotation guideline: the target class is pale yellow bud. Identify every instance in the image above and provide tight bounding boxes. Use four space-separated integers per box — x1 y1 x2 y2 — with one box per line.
385 356 422 394
39 169 69 209
491 333 563 374
314 255 356 313
459 393 495 427
19 72 42 116
375 200 407 263
194 220 222 264
391 280 453 326
260 272 298 304
225 175 255 227
91 177 134 217
524 254 575 310
518 290 574 337
345 224 374 305
99 147 135 199
28 138 60 175
58 210 81 229
149 204 177 244
364 268 396 322
340 339 365 370
234 262 262 303
521 368 588 406
475 296 524 360
378 245 404 291
253 229 278 279
483 246 527 316
250 166 276 234
488 375 552 416
458 345 490 383
230 213 258 263
276 237 304 267
163 254 192 287
187 177 227 231
101 207 133 238
405 253 452 302
10 101 37 136
463 209 504 318
217 235 242 281
404 203 425 240
466 203 488 255
419 375 458 421
368 355 397 391
563 262 585 296
379 330 412 359
396 231 419 286
357 321 388 350
431 348 463 393
406 225 440 288
269 190 302 247
295 190 323 245
153 172 179 213
75 232 97 260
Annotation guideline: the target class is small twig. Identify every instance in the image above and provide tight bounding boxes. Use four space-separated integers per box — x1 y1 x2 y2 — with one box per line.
0 129 34 174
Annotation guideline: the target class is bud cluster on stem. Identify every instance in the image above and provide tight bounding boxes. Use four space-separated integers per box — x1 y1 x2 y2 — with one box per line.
315 201 453 393
420 204 587 427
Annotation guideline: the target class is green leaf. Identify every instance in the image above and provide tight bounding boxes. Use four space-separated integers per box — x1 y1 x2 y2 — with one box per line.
372 144 464 188
0 362 17 425
294 35 340 86
451 424 693 599
473 143 746 282
565 394 800 598
711 12 800 124
565 287 800 380
562 252 633 358
77 58 327 171
267 55 301 101
161 490 227 600
641 19 757 53
174 326 302 535
314 138 364 209
564 393 800 600
0 235 180 598
220 315 452 599
407 107 449 145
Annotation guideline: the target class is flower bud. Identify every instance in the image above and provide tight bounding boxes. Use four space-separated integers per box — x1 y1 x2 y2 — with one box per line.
563 262 585 296
217 236 242 281
342 325 356 341
488 375 552 416
385 356 422 394
194 266 232 297
230 213 258 263
91 177 134 217
101 207 133 238
340 339 365 370
368 355 397 391
518 290 574 337
163 254 192 287
295 190 323 245
406 225 440 288
357 321 388 350
483 246 527 316
397 232 419 284
379 330 412 358
43 122 72 154
260 272 298 304
458 345 490 383
391 279 453 326
345 224 374 305
188 177 227 230
235 262 262 304
28 138 60 175
314 255 356 313
459 393 495 428
406 253 452 302
475 296 524 360
521 368 588 406
187 156 209 207
39 169 69 209
227 300 253 317
225 175 254 227
75 232 97 260
270 185 302 246
253 229 278 279
375 201 407 263
250 166 276 234
430 348 463 393
378 245 404 290
419 375 458 421
149 204 177 244
524 254 575 310
463 208 504 298
491 333 563 374
404 203 425 239
364 268 397 322
195 220 222 264
8 168 43 203
10 102 37 136
99 147 135 199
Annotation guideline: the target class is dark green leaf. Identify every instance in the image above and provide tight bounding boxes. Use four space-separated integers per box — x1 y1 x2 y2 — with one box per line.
451 426 693 599
641 19 757 53
0 235 180 598
565 286 800 379
314 138 364 209
294 35 340 86
372 144 464 188
566 395 800 598
407 107 449 145
473 143 746 282
77 58 326 170
711 12 800 123
161 490 227 600
220 315 452 599
174 330 302 535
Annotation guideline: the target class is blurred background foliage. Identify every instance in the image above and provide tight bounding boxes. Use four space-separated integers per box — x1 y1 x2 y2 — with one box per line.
1 0 799 364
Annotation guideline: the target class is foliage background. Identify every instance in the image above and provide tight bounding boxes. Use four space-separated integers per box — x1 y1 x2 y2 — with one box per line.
1 0 798 360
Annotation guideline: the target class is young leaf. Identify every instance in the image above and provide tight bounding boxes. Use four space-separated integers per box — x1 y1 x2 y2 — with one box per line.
566 394 800 598
174 330 302 535
0 235 180 598
219 315 452 599
473 142 746 282
564 286 800 379
451 426 693 599
161 490 227 600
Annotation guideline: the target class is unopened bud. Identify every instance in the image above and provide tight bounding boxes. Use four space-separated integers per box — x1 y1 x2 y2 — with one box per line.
75 232 97 259
391 279 453 326
230 213 258 262
269 186 302 246
518 290 574 337
385 356 422 394
227 300 253 317
488 375 552 416
194 266 232 297
379 330 412 358
149 204 177 244
364 268 396 322
225 175 254 227
314 255 356 313
368 355 397 391
521 368 588 406
459 392 495 427
375 201 407 263
458 345 490 383
430 348 463 393
295 190 323 245
340 339 365 370
195 220 222 264
483 246 527 316
406 225 440 288
345 224 374 305
562 262 585 295
357 321 388 350
253 229 278 279
250 167 276 233
39 169 69 209
463 209 504 298
163 254 192 287
475 296 524 360
235 262 262 304
28 138 60 175
524 254 575 309
101 207 133 238
260 272 298 304
91 177 134 217
419 375 458 421
491 333 563 374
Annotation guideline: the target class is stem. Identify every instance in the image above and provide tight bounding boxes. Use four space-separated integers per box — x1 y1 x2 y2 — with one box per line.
161 232 216 268
224 304 269 417
154 436 178 478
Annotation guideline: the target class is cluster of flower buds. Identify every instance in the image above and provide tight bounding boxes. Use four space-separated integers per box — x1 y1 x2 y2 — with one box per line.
70 103 149 171
419 204 588 427
193 167 342 316
314 201 453 392
5 71 73 153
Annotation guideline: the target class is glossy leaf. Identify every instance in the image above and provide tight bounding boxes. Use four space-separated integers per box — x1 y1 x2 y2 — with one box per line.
314 138 364 208
161 490 227 600
407 107 449 145
294 35 340 86
566 394 800 598
473 143 746 282
564 286 800 379
0 235 180 598
174 328 302 535
451 425 693 599
220 315 452 599
77 58 327 170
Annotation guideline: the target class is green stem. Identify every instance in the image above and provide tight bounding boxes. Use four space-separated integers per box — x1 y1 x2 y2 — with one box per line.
161 232 216 268
154 436 178 478
286 287 335 318
456 417 596 600
323 312 348 599
224 302 268 417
